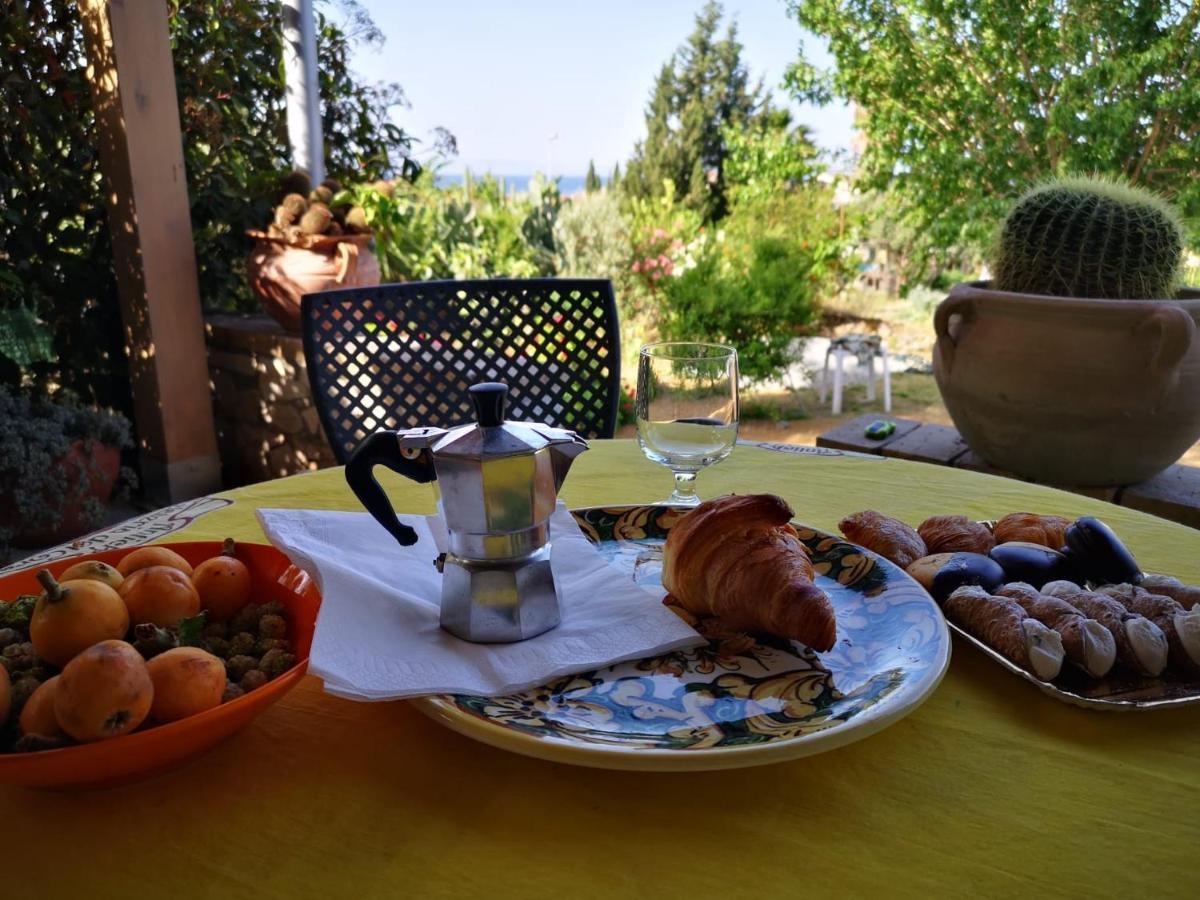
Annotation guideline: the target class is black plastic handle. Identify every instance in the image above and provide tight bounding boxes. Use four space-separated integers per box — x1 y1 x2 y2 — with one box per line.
469 382 508 427
344 432 434 547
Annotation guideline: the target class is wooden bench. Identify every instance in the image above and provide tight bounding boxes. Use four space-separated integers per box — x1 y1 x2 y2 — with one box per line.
816 415 1200 530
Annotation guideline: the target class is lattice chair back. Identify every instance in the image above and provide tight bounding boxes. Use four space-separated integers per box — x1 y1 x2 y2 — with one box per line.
301 279 621 463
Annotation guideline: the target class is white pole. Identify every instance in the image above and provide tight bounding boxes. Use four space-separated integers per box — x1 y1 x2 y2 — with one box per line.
282 0 325 185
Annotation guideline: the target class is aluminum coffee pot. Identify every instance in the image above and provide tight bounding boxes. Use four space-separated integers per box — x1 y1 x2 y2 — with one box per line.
345 382 589 643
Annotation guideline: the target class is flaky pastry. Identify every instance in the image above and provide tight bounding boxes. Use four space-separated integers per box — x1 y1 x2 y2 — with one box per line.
663 494 837 651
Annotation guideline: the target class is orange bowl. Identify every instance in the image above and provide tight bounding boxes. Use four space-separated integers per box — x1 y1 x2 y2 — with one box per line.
0 542 319 790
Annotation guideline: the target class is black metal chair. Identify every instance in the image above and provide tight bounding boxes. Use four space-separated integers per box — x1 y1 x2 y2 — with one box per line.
301 278 621 463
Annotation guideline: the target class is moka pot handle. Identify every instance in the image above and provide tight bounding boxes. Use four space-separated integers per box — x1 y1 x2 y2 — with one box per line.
344 431 435 547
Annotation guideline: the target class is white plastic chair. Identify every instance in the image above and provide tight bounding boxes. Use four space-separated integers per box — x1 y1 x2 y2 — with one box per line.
818 334 891 415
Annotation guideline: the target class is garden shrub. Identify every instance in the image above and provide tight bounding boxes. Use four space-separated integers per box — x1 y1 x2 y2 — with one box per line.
622 182 704 318
660 234 822 381
347 170 561 282
0 386 135 549
553 193 628 282
1 0 125 408
657 186 850 382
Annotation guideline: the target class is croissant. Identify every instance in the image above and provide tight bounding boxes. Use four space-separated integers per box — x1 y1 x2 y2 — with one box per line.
838 510 928 569
993 513 1072 549
662 494 837 651
918 515 995 555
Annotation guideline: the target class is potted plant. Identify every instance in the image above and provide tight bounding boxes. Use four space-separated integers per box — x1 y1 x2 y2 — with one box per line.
934 176 1199 486
0 388 136 549
246 172 381 333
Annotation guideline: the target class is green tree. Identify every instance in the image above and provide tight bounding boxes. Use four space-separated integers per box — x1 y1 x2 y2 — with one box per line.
623 1 768 221
723 110 822 203
610 162 621 191
584 160 601 193
786 0 1200 272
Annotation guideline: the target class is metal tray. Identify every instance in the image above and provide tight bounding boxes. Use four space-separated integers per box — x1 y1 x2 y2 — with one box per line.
946 622 1200 711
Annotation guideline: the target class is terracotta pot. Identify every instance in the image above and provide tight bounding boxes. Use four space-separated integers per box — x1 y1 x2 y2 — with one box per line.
4 440 121 547
246 231 381 333
933 281 1200 486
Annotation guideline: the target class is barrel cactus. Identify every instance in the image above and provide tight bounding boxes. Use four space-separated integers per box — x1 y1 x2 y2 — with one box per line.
263 173 370 241
993 176 1185 300
278 170 312 200
298 203 333 236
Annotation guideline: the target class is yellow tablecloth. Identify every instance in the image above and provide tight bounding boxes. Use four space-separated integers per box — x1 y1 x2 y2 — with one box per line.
7 441 1199 899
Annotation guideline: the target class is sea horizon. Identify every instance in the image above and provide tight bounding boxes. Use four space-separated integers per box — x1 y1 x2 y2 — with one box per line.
434 173 605 196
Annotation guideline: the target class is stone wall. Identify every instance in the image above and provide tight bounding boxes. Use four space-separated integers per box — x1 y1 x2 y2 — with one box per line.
205 314 336 486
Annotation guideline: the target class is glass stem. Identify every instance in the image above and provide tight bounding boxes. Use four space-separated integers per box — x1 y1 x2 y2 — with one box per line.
669 470 700 506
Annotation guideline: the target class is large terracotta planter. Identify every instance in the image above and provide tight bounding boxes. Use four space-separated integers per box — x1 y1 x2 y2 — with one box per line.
246 231 381 333
3 440 121 547
933 281 1200 486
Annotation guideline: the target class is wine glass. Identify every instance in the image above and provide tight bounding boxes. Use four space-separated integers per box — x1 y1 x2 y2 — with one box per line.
636 342 739 506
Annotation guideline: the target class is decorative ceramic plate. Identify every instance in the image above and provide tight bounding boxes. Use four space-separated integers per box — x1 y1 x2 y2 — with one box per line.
412 506 951 771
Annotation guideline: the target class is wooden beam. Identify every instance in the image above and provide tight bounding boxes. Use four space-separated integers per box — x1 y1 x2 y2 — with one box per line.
78 0 221 501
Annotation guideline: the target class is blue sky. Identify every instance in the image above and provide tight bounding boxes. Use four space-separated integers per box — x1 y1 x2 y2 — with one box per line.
346 0 853 176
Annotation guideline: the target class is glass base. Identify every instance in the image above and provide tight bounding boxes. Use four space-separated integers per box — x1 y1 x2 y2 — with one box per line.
665 470 700 507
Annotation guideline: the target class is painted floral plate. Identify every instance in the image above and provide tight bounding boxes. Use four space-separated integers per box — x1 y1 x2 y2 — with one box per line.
412 506 951 771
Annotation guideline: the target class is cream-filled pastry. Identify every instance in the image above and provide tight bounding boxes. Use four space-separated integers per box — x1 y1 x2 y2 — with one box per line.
945 585 1064 680
996 583 1116 678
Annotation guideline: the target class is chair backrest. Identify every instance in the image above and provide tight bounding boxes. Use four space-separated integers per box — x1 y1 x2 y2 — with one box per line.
301 279 621 463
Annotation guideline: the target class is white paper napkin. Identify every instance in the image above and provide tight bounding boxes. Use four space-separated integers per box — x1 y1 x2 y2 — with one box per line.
256 504 704 699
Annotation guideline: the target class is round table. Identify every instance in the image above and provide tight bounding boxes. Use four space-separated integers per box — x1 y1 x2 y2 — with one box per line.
7 441 1199 898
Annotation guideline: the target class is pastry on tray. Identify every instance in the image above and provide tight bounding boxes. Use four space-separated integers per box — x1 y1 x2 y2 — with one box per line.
996 583 1116 678
1042 582 1169 677
917 515 995 555
832 507 1198 692
1140 574 1200 607
662 494 837 652
992 513 1071 550
838 510 928 569
944 585 1064 680
1097 584 1200 674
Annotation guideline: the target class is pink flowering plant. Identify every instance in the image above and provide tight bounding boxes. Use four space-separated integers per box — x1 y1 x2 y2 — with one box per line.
616 381 637 426
630 226 684 283
617 182 703 316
